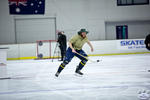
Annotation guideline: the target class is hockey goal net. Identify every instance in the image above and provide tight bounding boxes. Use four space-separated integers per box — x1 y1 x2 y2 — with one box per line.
36 40 60 59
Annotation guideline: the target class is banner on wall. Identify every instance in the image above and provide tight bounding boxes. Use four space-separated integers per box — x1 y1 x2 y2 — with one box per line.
117 39 146 50
116 25 128 39
8 0 45 14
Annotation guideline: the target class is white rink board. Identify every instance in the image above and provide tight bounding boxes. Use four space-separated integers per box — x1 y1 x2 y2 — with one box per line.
0 39 149 59
0 48 8 64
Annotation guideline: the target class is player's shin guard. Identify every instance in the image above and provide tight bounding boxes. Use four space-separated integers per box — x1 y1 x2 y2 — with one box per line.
75 59 88 75
55 63 65 77
55 61 68 77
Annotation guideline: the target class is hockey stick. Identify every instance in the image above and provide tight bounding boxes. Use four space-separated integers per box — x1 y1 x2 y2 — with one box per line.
75 52 102 63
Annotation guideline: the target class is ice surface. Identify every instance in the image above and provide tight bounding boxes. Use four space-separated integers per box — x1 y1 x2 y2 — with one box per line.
0 54 150 100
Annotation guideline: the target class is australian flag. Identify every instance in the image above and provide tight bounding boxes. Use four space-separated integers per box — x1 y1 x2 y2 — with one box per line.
9 0 45 15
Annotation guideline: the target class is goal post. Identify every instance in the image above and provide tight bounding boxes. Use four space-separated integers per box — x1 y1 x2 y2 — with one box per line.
36 40 60 59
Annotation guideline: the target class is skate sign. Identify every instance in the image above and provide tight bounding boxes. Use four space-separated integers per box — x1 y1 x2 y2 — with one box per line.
117 39 146 50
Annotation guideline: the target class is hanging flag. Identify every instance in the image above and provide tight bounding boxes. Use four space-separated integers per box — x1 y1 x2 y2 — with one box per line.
8 0 45 14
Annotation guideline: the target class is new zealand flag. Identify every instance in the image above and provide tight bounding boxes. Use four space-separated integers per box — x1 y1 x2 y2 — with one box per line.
9 0 45 15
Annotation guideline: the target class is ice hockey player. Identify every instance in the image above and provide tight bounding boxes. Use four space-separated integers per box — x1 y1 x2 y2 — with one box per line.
145 34 150 72
145 34 150 51
55 29 94 77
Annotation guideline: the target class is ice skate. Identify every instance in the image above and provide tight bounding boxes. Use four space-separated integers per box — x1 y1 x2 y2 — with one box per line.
75 70 83 75
55 72 60 77
75 66 83 76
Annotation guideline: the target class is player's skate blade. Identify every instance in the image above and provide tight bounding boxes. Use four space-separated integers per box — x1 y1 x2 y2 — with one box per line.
74 73 83 77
